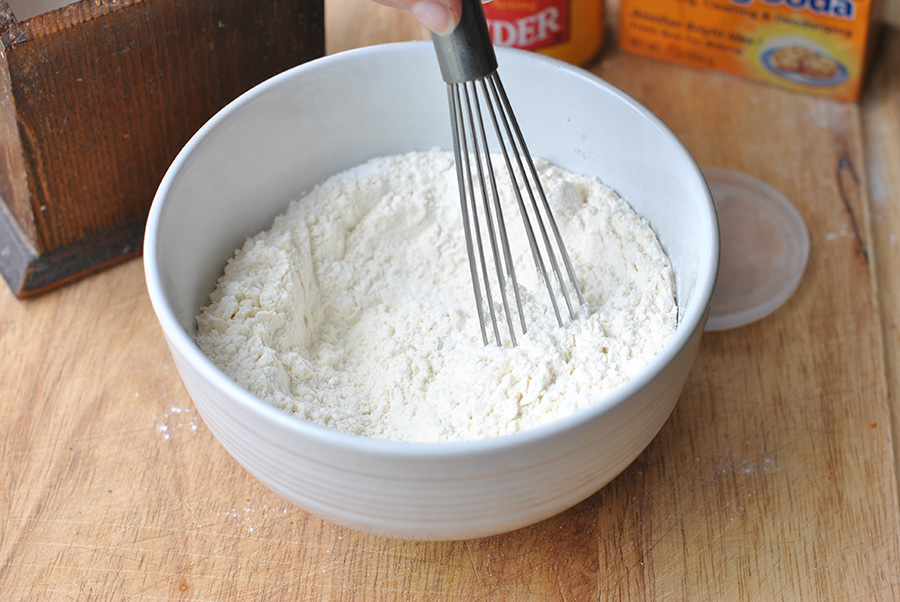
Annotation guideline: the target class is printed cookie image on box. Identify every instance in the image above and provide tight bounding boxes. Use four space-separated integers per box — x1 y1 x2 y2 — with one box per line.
761 37 848 87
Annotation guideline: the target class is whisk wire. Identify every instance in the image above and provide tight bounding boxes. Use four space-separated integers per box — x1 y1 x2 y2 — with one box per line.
470 79 525 340
481 73 565 327
459 81 518 346
490 76 587 313
447 85 489 346
453 86 504 345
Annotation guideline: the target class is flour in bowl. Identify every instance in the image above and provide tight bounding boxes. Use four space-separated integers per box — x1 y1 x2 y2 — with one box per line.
195 150 676 443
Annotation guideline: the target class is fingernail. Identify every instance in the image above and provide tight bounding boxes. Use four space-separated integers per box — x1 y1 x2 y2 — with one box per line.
411 1 458 36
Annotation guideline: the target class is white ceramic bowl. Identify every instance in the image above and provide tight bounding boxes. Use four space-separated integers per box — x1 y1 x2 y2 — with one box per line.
144 42 718 540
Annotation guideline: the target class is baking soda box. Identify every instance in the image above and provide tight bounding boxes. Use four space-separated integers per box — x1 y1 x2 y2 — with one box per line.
618 0 884 101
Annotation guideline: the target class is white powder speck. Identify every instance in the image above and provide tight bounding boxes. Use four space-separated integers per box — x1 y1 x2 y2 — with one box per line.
156 406 201 440
195 150 677 443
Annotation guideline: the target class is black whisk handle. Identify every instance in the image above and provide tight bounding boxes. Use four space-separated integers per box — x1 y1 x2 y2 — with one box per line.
431 0 498 84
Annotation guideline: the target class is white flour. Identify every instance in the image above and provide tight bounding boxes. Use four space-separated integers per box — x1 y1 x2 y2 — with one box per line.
195 150 676 443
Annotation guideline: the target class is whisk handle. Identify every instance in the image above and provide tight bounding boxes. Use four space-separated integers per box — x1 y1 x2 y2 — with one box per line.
431 0 498 83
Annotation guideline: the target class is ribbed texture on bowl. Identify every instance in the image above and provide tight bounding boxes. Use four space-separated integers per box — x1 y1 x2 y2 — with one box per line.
169 330 701 539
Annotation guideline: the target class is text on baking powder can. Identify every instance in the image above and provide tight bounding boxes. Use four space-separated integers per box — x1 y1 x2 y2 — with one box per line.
482 0 606 65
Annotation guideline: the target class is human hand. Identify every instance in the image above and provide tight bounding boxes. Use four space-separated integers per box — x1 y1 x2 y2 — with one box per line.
371 0 462 36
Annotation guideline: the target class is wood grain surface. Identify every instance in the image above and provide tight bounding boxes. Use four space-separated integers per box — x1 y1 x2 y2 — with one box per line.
862 26 900 495
2 1 900 600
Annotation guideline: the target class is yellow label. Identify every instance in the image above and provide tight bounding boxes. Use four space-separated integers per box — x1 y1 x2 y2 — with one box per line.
618 0 881 101
483 0 606 65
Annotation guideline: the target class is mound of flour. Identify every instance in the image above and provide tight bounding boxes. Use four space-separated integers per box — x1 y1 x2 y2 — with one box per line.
195 150 676 443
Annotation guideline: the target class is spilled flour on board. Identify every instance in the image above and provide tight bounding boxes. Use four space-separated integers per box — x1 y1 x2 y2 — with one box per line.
154 403 201 441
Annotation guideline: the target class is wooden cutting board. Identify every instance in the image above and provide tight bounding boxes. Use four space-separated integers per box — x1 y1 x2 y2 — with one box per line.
1 2 899 599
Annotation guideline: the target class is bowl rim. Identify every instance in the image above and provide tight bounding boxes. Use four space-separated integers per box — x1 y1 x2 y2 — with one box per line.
143 41 719 460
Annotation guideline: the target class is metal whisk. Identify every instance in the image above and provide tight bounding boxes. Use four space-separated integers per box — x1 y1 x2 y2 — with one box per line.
431 0 585 346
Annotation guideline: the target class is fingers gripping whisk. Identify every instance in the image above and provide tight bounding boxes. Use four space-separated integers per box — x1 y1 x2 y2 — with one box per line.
432 0 585 346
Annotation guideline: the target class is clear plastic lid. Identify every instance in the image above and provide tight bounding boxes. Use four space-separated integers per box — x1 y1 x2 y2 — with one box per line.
702 166 810 332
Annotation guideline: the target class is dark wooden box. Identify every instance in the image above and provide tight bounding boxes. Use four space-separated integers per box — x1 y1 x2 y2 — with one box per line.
0 0 324 297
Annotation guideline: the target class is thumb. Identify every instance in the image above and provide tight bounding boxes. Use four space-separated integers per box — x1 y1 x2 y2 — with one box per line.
410 0 460 36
